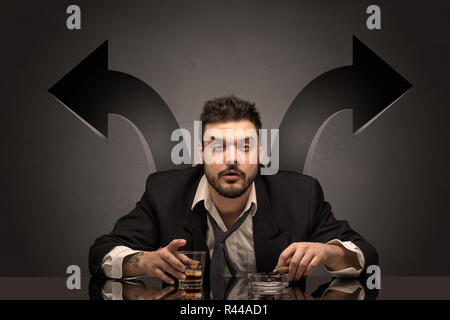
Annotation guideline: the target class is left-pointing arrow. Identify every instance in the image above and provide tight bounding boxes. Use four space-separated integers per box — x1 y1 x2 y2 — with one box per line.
49 41 188 171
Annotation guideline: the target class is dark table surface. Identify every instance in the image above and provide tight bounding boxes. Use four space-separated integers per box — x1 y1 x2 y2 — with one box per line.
1 276 449 300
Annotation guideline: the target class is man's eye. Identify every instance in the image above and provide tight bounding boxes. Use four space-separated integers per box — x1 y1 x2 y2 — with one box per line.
239 145 250 151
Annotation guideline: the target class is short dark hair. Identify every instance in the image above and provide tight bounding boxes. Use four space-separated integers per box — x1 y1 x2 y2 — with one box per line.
200 95 262 135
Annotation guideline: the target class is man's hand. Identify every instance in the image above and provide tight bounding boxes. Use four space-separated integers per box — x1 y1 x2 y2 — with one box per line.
123 284 186 300
122 239 193 285
276 242 361 281
283 287 315 300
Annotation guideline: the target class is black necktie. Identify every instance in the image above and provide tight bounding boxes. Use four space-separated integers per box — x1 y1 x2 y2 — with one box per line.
207 208 252 299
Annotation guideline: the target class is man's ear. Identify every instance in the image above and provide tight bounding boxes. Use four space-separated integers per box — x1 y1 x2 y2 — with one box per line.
197 140 204 165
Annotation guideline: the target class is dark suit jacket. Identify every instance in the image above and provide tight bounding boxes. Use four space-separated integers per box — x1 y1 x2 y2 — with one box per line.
89 164 378 280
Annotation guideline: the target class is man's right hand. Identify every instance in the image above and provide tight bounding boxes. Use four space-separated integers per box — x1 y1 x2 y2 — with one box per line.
122 239 189 285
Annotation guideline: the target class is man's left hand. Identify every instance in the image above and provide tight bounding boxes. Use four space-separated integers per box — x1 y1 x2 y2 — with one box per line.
275 242 351 281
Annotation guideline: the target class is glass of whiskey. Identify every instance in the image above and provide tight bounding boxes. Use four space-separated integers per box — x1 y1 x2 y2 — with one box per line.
178 251 206 289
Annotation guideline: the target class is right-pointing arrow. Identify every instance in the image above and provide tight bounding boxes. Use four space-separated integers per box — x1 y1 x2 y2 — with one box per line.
279 36 412 173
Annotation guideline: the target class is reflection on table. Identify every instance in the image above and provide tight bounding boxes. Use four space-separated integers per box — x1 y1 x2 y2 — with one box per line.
91 275 372 300
3 276 450 299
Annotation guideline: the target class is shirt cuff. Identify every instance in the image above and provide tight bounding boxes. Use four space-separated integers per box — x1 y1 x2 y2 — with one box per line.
101 280 124 300
101 246 143 279
323 239 365 278
322 278 365 300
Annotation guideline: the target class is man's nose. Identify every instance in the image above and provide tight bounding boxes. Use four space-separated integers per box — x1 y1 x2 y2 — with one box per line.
225 144 237 164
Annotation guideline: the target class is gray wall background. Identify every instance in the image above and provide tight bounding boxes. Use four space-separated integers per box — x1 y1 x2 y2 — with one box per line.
1 0 449 276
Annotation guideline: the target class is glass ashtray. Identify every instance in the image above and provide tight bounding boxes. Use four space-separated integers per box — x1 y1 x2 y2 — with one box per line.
247 272 289 294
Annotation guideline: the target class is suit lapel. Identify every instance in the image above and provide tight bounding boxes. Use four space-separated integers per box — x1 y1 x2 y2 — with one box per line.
181 166 211 283
253 175 291 273
181 165 209 253
183 203 209 253
182 202 211 290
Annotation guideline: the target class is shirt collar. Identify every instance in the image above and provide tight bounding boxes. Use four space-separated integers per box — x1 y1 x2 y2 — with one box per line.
191 174 257 216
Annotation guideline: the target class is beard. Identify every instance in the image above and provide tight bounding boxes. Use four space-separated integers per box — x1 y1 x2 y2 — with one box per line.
204 165 258 199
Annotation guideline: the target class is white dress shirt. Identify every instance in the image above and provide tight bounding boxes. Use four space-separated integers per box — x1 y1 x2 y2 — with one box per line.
101 174 365 279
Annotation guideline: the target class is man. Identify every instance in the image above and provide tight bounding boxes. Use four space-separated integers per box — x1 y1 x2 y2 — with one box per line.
89 95 378 291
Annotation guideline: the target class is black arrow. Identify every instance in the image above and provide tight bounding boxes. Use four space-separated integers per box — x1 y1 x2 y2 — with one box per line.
279 36 412 173
49 41 188 171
